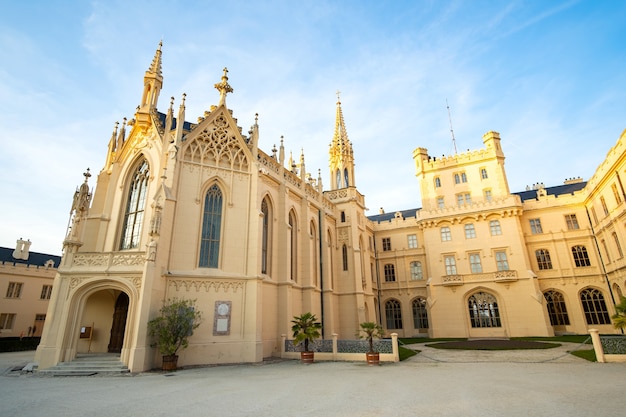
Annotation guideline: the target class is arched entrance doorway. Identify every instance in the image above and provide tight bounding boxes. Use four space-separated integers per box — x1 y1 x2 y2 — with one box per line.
108 292 129 353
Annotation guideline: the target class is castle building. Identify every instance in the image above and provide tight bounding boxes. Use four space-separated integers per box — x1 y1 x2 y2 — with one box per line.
0 239 61 338
35 43 624 372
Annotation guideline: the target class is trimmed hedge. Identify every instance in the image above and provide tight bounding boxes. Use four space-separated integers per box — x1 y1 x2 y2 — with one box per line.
0 337 40 352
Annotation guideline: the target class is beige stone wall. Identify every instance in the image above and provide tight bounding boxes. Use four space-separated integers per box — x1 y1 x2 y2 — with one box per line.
0 263 55 338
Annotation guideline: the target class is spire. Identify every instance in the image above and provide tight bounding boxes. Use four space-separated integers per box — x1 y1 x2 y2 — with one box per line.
329 92 355 190
105 121 119 170
175 93 186 145
139 41 164 111
215 67 233 107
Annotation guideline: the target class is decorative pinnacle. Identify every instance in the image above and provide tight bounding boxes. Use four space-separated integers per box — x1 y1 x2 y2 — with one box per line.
215 67 234 107
83 168 91 182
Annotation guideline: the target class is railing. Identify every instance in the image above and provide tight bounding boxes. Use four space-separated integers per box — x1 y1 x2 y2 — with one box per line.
281 333 399 362
589 329 626 363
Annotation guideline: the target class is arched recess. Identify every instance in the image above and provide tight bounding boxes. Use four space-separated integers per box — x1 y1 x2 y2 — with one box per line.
261 194 274 276
464 287 507 338
198 178 228 269
61 279 137 365
118 155 152 251
309 218 319 287
326 228 334 290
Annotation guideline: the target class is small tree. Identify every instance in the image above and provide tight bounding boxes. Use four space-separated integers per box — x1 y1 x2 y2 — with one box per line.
291 312 322 352
612 296 626 330
358 321 384 353
148 298 202 357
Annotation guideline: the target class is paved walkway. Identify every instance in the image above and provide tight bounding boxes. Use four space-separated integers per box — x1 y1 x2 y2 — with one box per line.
1 346 624 417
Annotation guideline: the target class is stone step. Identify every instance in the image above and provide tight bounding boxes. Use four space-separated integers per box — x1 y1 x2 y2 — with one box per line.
37 354 130 376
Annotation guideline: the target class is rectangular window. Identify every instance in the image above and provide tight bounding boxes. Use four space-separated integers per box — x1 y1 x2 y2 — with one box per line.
6 282 23 299
565 214 579 230
495 251 509 271
382 237 391 251
464 224 476 239
613 232 623 258
410 261 423 280
602 240 611 263
600 196 609 216
384 264 396 282
464 193 471 205
444 255 457 275
440 227 451 242
480 168 488 179
407 234 417 249
457 194 464 207
612 184 621 204
40 285 53 300
490 220 502 236
35 314 46 321
529 219 543 234
469 253 482 273
0 313 16 330
437 197 444 209
484 189 492 202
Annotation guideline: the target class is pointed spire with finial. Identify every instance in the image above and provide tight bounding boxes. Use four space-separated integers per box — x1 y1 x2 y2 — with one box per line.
139 41 164 111
328 91 355 190
215 67 234 107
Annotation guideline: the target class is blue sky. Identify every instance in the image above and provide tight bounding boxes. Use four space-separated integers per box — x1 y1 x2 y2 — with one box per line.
1 0 625 255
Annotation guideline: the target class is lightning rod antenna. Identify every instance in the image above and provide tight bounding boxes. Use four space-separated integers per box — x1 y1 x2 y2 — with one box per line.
446 99 458 154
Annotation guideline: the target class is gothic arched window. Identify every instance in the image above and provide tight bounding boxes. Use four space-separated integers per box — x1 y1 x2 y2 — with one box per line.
385 299 403 330
344 168 349 187
468 292 501 328
580 288 611 325
289 210 297 281
199 184 223 268
544 290 570 326
412 298 429 329
120 159 150 250
261 197 272 275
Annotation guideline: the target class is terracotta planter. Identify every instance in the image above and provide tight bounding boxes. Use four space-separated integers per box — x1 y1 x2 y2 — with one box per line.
300 351 315 364
365 352 380 366
162 354 179 371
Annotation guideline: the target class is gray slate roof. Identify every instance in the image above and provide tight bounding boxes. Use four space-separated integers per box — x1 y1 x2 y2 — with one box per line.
0 247 61 268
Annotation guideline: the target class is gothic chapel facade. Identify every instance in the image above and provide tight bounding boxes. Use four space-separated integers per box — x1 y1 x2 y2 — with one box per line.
36 43 625 372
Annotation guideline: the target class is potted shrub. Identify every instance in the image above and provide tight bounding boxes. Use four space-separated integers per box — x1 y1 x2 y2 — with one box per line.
291 312 322 363
358 321 384 365
147 298 202 371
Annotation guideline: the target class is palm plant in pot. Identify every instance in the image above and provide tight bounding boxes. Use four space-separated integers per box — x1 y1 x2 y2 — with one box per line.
358 321 384 365
147 298 202 371
291 312 322 363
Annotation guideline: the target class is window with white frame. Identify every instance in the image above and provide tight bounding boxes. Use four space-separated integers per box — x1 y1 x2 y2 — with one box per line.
440 227 451 242
410 261 423 280
468 292 501 328
407 234 418 249
464 224 476 239
469 253 482 273
565 214 579 230
444 255 457 275
484 189 492 202
489 220 502 236
480 168 488 179
437 197 445 209
529 218 543 234
434 177 441 188
495 251 509 271
454 173 460 184
382 237 391 251
461 172 467 183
